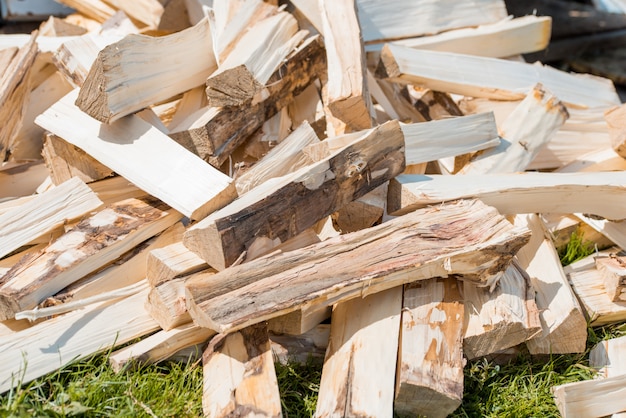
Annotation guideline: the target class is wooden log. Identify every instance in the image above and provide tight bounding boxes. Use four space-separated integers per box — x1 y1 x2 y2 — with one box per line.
319 0 374 131
147 241 209 288
39 16 88 37
558 148 626 174
596 253 626 303
408 88 463 121
109 321 215 372
0 285 158 394
54 0 116 22
315 287 402 418
463 261 541 360
605 104 626 158
183 119 405 270
35 89 237 220
0 177 102 260
590 334 626 378
376 43 620 109
168 35 326 168
459 84 568 174
331 183 386 233
146 276 197 330
76 17 216 123
267 301 330 336
514 214 587 354
185 199 530 334
101 0 164 29
394 278 464 418
552 374 626 418
269 323 330 365
205 12 301 108
0 197 181 320
88 175 149 207
370 77 427 123
202 323 281 418
388 172 626 220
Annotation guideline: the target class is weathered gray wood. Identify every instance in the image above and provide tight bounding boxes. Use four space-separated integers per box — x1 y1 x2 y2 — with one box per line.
185 199 530 333
183 119 405 270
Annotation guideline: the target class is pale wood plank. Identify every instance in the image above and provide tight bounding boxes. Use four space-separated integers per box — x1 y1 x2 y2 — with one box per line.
552 374 626 418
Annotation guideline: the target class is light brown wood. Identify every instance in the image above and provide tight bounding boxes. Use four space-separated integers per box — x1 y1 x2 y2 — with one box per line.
315 287 402 418
270 323 330 365
146 276 198 330
332 183 386 233
102 0 164 29
552 373 626 418
267 305 331 336
55 0 116 22
38 16 88 37
605 104 626 158
0 161 49 200
146 242 209 288
395 278 464 418
0 197 181 320
185 199 530 333
596 253 626 302
183 119 405 270
202 323 282 418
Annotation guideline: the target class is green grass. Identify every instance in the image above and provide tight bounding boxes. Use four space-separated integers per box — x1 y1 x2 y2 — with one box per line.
0 230 611 416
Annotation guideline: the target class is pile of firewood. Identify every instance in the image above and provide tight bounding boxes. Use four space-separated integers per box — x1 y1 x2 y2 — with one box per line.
2 0 626 416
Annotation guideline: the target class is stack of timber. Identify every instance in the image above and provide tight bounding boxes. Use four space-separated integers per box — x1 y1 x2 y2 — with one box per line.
1 0 626 415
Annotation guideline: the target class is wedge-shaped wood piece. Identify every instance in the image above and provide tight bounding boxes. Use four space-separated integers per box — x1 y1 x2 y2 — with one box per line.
459 84 568 174
0 177 102 260
76 18 216 123
0 197 181 320
376 43 620 109
596 253 626 302
463 262 541 359
185 199 530 333
109 321 215 372
552 374 626 418
0 285 158 394
147 242 209 288
320 0 374 131
605 104 626 158
388 172 626 220
390 15 551 57
315 287 402 418
183 119 405 270
515 214 587 354
35 90 236 220
202 323 281 418
169 35 326 167
395 278 464 418
205 11 300 107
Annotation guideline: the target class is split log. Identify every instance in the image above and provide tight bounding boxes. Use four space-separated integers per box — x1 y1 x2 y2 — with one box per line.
147 242 208 288
370 77 427 123
552 374 626 418
183 119 405 270
388 172 626 220
605 104 626 158
185 199 531 334
168 35 326 167
319 0 374 131
0 197 181 320
331 183 386 233
146 276 198 330
202 323 282 418
39 16 88 37
0 285 159 394
394 278 464 418
101 0 164 29
0 177 102 260
88 175 149 207
388 15 551 58
55 0 116 23
166 86 207 132
109 321 215 372
42 134 114 185
76 18 217 123
269 323 330 364
267 305 331 336
376 43 620 109
590 334 626 378
596 253 626 302
459 84 568 174
408 88 463 122
558 148 626 174
463 262 541 360
315 287 402 418
35 89 237 220
205 12 301 108
514 214 587 354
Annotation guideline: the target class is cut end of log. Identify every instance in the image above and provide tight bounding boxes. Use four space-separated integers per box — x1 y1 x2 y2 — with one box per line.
205 64 264 108
75 56 112 123
0 295 20 321
182 222 229 271
394 383 462 418
327 95 374 132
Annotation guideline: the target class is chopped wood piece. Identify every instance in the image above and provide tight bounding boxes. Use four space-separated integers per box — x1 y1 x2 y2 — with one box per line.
320 0 374 131
109 322 215 372
376 43 620 109
202 323 281 418
88 175 149 207
76 18 216 123
0 197 180 320
332 183 386 233
35 90 237 220
205 12 300 107
515 214 587 354
371 77 427 123
395 278 464 418
39 16 88 37
463 262 541 360
267 305 331 336
388 172 626 220
270 323 330 364
316 287 402 417
169 35 326 167
0 286 158 394
409 89 463 122
0 177 102 260
185 199 530 333
147 242 209 288
0 161 49 200
596 253 626 302
605 104 626 158
552 373 626 418
146 276 196 330
590 334 626 378
101 0 164 29
42 134 114 185
459 84 568 174
55 0 116 22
